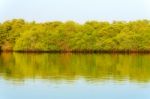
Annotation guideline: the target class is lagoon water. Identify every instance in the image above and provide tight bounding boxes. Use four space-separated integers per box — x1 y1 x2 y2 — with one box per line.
0 53 150 99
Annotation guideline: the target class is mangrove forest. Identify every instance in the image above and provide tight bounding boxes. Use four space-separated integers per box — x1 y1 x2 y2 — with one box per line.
0 19 150 52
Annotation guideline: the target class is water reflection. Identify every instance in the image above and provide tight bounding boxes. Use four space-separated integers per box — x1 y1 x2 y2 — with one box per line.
0 53 150 83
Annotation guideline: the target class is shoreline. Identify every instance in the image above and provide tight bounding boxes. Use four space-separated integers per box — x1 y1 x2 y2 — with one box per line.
2 50 150 54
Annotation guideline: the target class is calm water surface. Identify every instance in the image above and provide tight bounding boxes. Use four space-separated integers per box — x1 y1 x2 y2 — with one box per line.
0 53 150 99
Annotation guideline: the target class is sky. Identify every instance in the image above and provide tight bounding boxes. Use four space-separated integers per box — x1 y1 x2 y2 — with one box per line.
0 0 150 23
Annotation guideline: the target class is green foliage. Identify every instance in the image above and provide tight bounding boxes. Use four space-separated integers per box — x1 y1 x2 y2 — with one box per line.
14 27 60 51
0 19 25 51
0 19 150 52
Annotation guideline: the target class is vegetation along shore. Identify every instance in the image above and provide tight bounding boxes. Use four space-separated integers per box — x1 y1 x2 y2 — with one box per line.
0 19 150 53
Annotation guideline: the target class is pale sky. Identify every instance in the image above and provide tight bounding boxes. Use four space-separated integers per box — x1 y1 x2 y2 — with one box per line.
0 0 150 23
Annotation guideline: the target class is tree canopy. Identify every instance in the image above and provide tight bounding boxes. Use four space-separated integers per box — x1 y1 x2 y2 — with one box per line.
0 19 150 52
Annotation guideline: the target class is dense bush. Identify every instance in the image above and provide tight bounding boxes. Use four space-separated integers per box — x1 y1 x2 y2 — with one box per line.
0 19 150 52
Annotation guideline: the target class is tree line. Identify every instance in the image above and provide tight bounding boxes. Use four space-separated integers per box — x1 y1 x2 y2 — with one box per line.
0 19 150 52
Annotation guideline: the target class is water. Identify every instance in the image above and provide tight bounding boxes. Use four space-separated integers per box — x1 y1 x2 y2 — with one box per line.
0 53 150 99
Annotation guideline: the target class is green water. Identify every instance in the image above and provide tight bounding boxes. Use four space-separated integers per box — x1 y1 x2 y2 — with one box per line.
0 53 150 99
